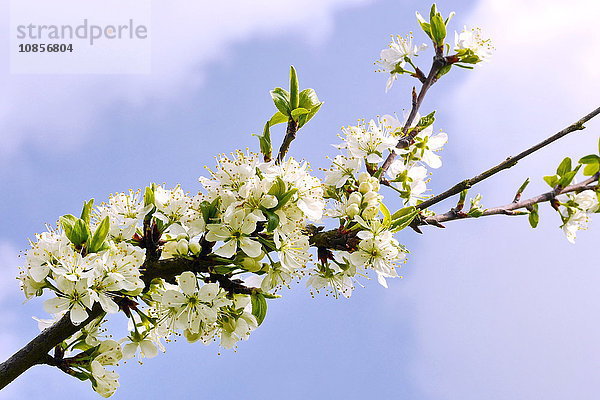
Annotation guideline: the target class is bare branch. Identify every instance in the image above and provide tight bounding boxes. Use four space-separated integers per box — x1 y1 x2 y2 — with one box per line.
417 106 600 211
276 118 300 164
421 174 598 226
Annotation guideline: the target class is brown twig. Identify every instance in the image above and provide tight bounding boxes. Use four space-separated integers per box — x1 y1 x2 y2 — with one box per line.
276 118 300 164
421 174 598 225
417 106 600 211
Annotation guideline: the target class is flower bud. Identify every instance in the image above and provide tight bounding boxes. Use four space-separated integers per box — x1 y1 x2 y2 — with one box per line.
241 257 262 272
363 191 379 204
358 172 371 184
188 241 201 255
176 233 188 241
177 239 189 255
348 192 362 205
358 182 372 194
362 205 379 220
345 203 361 218
260 195 279 209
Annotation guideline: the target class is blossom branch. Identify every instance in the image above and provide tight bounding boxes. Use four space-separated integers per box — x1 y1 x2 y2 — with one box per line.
421 173 599 226
417 106 600 211
379 54 448 175
0 226 351 390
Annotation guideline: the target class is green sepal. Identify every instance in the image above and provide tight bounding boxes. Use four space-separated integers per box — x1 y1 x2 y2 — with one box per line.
251 292 268 326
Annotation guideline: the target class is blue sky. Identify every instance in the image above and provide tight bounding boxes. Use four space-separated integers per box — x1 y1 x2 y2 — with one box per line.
1 0 599 399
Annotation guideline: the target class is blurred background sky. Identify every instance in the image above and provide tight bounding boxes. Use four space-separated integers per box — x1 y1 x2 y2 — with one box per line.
1 0 599 399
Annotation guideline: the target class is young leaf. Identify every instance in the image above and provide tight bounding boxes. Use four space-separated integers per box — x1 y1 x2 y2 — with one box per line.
268 111 289 126
289 66 299 110
528 204 539 228
270 87 291 116
88 216 110 253
80 199 94 224
264 210 280 232
390 206 418 232
556 157 572 176
68 218 90 247
543 175 559 188
380 202 392 226
255 121 272 162
251 293 268 326
59 214 78 237
291 108 310 118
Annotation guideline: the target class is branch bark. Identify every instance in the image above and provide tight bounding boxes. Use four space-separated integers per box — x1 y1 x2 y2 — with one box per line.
276 118 300 164
416 106 600 211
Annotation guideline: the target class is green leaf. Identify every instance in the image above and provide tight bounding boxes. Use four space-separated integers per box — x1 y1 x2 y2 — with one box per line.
59 214 78 235
578 154 600 164
268 177 287 197
436 64 452 79
80 199 94 224
268 111 289 126
273 188 297 211
251 293 268 326
289 66 299 110
298 88 320 110
255 121 272 161
558 168 579 187
412 111 436 133
298 102 322 129
88 216 110 253
556 157 572 176
390 206 418 232
583 162 599 176
144 185 155 207
543 175 559 187
270 87 291 116
67 218 90 247
379 202 392 226
291 108 310 118
516 178 530 195
430 13 446 45
528 204 539 228
264 210 280 232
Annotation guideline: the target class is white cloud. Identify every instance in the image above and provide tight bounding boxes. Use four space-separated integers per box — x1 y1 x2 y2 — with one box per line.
0 0 371 160
411 1 600 399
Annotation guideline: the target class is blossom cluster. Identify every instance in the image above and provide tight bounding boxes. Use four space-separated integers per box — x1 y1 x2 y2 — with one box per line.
559 190 599 243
